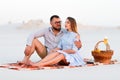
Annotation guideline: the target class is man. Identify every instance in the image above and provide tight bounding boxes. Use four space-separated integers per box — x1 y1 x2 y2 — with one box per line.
21 15 82 64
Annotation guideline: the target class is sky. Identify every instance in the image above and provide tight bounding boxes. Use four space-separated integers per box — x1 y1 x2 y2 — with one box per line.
0 0 120 27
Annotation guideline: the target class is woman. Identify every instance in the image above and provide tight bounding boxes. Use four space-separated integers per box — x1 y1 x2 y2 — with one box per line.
31 17 85 67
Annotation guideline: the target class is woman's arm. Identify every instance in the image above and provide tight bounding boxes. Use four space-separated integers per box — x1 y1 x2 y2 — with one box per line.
62 34 81 54
62 49 76 54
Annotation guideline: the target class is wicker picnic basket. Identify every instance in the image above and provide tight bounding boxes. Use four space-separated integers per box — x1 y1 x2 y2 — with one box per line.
91 40 113 64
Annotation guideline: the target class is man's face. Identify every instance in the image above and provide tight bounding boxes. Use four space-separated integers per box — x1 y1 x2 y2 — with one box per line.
50 18 61 31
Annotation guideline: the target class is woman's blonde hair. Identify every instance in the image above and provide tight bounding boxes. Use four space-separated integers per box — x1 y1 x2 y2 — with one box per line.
67 17 78 33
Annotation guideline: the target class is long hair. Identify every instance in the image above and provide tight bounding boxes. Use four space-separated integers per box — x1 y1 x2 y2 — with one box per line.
67 17 78 33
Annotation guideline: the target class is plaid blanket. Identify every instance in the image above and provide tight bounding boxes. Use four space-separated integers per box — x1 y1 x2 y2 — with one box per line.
0 59 118 71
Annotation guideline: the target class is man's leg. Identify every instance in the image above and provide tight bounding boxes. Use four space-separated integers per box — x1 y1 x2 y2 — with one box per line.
22 39 47 64
33 39 47 59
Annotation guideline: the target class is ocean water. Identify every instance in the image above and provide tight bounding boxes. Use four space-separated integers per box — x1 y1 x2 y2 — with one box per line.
0 24 120 64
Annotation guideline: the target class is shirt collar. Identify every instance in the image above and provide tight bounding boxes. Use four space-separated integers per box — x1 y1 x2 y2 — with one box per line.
49 27 64 34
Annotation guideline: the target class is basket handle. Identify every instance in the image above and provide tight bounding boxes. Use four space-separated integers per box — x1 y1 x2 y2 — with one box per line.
94 40 110 51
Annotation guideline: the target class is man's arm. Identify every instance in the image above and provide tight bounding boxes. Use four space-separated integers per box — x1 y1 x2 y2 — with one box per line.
26 28 47 46
24 28 47 56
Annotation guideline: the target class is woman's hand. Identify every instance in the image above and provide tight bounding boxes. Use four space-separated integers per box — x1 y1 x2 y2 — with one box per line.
74 34 82 49
74 40 82 48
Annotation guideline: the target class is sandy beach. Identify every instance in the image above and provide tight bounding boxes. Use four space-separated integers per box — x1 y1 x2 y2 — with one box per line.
0 23 120 80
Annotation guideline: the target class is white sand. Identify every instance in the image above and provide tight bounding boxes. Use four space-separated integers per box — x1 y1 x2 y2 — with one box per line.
0 23 120 80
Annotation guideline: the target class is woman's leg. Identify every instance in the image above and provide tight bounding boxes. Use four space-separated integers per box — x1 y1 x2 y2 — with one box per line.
34 54 66 67
33 52 60 65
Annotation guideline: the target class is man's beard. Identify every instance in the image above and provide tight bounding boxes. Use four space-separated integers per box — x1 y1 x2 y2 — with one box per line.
52 27 61 31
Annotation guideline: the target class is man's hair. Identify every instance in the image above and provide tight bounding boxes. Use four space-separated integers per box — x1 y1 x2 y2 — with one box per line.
50 15 60 21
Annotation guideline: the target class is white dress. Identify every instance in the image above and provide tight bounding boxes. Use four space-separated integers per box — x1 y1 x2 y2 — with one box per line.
57 31 85 66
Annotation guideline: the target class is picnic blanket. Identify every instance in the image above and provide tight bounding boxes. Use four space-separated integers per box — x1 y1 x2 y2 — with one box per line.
0 59 119 71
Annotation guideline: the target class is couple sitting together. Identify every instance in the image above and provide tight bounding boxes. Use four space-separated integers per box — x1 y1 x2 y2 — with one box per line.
20 15 85 67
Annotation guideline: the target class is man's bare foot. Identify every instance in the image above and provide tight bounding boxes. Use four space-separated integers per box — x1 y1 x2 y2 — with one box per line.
17 60 32 66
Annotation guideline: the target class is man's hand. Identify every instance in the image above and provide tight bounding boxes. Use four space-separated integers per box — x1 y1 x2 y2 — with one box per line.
24 45 32 56
74 40 82 49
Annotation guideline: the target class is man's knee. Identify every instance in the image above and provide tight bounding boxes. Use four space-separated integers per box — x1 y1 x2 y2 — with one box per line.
24 46 32 56
33 39 39 44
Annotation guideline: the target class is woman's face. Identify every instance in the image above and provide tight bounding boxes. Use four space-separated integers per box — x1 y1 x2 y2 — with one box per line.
65 19 71 30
